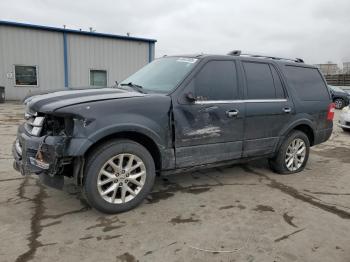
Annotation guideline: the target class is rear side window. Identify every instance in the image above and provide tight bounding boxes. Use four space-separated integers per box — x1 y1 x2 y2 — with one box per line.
243 62 285 99
194 61 238 100
285 66 330 101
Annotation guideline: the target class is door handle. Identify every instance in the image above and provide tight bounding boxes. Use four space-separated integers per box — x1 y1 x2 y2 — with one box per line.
283 107 292 113
226 109 239 118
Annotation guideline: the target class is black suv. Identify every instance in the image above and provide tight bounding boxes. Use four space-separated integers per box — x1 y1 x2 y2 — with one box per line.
13 51 334 213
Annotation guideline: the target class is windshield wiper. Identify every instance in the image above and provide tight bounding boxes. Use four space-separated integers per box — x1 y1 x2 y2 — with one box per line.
120 82 145 93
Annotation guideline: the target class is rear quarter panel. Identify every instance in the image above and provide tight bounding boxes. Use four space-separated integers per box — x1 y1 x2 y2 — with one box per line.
278 64 333 132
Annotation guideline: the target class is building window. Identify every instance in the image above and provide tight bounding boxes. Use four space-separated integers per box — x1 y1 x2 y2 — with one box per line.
90 70 107 86
14 65 38 86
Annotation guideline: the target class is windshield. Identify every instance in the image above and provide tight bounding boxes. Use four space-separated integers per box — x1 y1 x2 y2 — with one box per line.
120 57 198 93
329 85 345 93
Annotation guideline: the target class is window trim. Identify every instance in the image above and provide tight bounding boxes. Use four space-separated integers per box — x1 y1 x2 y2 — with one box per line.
13 64 39 87
195 98 287 105
269 64 287 99
192 59 240 101
89 69 108 87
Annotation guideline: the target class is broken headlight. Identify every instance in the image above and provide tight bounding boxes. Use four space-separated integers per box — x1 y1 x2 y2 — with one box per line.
24 115 45 136
24 113 73 137
42 115 74 136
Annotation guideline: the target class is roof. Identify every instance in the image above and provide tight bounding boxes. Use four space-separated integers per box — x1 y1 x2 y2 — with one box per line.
167 54 311 66
0 20 157 43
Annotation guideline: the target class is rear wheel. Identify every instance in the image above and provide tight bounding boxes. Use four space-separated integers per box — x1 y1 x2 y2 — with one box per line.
84 139 155 213
269 131 310 174
334 98 345 109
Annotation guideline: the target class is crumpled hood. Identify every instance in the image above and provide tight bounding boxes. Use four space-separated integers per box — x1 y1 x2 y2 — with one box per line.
25 88 145 113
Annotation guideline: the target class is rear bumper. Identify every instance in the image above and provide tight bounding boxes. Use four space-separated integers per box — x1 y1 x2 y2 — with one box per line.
314 128 333 145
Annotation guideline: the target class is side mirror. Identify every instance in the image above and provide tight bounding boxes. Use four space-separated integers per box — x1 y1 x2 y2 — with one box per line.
185 92 196 102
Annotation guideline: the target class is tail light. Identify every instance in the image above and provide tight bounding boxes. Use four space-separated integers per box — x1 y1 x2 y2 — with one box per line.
327 103 335 121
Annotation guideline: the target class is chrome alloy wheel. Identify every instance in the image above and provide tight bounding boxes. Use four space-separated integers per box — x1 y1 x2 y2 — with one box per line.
97 153 146 204
285 138 306 171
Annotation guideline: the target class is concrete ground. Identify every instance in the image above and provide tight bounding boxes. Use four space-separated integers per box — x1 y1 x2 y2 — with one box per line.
0 102 349 262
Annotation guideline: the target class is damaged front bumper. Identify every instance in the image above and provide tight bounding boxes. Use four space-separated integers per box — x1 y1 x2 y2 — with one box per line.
13 124 68 176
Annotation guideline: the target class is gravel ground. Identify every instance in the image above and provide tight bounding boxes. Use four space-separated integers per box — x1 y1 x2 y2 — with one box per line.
0 102 349 262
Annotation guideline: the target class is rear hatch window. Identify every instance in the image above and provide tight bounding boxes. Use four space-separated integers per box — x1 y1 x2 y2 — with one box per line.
285 66 330 101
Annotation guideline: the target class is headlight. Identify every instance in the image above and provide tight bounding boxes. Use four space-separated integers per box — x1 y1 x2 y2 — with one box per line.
25 116 45 136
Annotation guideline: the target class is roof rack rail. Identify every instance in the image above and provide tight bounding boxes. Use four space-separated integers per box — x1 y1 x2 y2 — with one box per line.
227 50 304 63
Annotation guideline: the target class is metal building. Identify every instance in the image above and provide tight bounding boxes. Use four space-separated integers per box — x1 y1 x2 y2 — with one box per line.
343 62 350 74
314 63 340 76
0 21 156 100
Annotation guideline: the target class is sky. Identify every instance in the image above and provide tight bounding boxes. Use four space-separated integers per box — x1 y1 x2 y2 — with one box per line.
1 0 349 66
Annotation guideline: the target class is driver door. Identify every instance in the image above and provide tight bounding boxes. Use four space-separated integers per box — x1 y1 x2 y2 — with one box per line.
172 60 245 168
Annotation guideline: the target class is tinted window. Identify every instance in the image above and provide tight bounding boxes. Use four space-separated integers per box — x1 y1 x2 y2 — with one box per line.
243 62 275 99
194 61 238 100
270 65 285 98
285 66 330 101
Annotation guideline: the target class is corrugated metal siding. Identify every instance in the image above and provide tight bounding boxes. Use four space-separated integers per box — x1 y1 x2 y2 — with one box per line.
0 25 153 100
0 26 64 100
67 34 149 87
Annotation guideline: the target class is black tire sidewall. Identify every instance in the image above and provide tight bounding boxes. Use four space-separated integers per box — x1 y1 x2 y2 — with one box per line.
84 140 155 213
270 131 310 174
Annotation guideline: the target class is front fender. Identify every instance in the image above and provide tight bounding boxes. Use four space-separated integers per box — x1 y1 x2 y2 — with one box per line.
67 114 169 156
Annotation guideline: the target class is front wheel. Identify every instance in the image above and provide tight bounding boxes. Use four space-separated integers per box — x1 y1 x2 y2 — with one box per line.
84 139 156 213
269 131 310 174
342 128 350 132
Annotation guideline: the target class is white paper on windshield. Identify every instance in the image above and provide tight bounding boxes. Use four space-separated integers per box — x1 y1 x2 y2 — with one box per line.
176 58 198 63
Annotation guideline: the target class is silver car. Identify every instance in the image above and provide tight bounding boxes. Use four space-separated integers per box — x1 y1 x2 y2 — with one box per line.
338 106 350 132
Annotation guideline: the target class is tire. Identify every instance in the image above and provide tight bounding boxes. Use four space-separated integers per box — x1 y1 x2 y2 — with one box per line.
269 131 310 174
342 128 350 132
334 98 345 109
83 139 156 214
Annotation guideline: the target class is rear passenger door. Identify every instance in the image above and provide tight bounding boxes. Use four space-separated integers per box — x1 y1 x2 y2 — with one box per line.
241 61 294 157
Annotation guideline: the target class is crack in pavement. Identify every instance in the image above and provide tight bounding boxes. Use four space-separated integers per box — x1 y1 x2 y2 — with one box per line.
15 179 48 262
0 177 25 183
14 178 90 262
241 165 350 220
42 206 90 220
283 212 298 228
304 190 350 196
16 177 33 202
274 228 305 242
148 180 258 203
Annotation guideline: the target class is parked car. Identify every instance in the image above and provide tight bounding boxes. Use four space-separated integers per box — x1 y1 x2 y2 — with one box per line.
13 51 334 213
328 85 350 109
338 106 350 132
